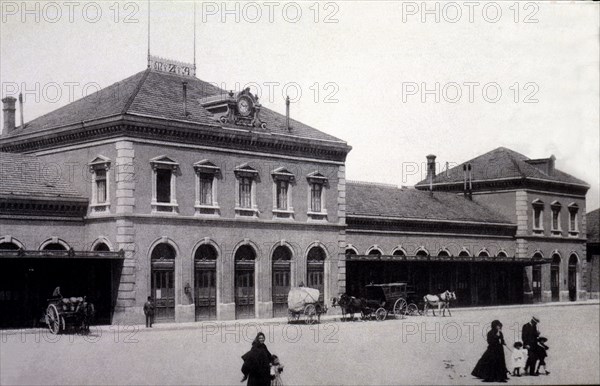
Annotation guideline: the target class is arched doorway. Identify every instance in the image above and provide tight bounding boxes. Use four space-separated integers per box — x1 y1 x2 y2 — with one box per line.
532 253 543 303
307 246 326 302
194 244 217 320
235 245 256 319
272 245 292 317
568 254 578 301
551 254 561 301
151 243 176 321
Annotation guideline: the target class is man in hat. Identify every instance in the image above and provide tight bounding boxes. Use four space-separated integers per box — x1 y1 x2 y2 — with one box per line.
522 316 541 375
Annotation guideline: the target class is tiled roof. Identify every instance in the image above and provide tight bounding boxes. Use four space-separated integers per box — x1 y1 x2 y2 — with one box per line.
0 152 85 200
587 208 600 244
415 147 589 187
4 69 345 144
346 181 514 224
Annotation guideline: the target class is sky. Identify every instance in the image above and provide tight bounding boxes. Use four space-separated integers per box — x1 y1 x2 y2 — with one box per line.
1 0 599 210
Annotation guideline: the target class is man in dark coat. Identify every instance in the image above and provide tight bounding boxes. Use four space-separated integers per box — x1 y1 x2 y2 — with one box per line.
143 296 155 328
522 316 540 375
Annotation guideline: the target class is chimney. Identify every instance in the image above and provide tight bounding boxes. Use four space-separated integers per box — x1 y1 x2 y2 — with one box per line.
18 93 24 128
467 163 473 200
463 164 468 197
285 95 290 131
182 82 189 116
426 154 436 194
548 155 555 176
2 96 17 134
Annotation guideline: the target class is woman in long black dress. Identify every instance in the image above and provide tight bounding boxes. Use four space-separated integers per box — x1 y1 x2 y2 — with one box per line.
472 320 509 382
241 332 272 386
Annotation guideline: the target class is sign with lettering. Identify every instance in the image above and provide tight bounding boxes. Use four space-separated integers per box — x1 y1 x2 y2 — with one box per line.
149 55 195 77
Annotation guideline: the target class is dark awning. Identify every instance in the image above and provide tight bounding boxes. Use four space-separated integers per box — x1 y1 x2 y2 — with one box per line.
346 254 550 265
0 249 125 259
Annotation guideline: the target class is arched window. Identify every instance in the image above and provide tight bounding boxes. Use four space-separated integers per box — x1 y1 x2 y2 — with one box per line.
458 250 470 257
532 252 543 303
392 249 405 256
478 250 490 258
368 248 382 256
43 243 67 251
0 242 20 250
93 243 110 252
438 250 450 257
416 249 429 258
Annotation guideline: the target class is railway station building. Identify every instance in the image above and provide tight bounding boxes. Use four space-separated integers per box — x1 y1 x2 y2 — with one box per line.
0 64 592 327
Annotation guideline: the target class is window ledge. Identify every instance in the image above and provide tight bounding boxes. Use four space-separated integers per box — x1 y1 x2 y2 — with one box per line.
532 228 544 235
152 202 179 213
272 209 295 220
235 207 259 218
195 205 220 216
307 211 328 221
568 231 580 237
550 230 562 237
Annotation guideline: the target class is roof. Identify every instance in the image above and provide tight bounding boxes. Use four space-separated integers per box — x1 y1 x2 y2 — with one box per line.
346 181 514 224
415 147 589 188
587 208 600 244
3 69 345 144
0 152 85 200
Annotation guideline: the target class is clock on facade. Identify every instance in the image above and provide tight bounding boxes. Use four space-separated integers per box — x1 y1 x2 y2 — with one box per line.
237 95 253 117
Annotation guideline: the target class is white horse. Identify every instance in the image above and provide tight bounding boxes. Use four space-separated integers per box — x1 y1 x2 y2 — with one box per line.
423 290 456 317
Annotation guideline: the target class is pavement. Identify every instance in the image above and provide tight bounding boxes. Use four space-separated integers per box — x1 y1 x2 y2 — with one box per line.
1 301 599 385
2 299 598 336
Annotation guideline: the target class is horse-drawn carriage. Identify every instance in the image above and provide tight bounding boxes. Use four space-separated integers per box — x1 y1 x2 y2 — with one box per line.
45 291 95 334
334 282 420 321
362 283 420 320
287 286 327 324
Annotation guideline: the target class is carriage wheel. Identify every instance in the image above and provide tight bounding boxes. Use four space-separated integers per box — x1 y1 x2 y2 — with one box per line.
375 308 387 321
393 299 407 318
45 304 61 335
304 304 317 325
406 303 419 316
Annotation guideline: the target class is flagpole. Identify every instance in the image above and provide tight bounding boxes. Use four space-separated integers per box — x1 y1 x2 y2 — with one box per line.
147 0 151 67
193 0 197 76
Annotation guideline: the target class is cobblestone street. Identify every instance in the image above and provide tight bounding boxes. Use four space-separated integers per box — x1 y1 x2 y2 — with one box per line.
1 303 598 385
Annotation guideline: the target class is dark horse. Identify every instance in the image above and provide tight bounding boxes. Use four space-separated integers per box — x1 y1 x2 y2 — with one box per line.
331 294 365 321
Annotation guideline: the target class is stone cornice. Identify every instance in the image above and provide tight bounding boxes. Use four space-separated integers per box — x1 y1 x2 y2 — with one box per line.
0 115 351 162
0 196 88 218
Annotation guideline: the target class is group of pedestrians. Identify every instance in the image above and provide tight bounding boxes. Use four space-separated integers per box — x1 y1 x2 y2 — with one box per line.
240 332 284 386
472 316 550 383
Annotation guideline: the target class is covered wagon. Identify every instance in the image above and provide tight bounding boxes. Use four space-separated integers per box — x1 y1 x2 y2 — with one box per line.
287 286 327 324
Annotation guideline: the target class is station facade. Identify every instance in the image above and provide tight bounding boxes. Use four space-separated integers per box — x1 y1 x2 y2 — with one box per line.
0 65 592 327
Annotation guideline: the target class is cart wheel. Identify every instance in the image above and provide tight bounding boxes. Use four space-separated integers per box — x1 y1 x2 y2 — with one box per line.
45 304 61 335
375 307 387 321
393 298 407 318
304 304 317 324
406 303 419 316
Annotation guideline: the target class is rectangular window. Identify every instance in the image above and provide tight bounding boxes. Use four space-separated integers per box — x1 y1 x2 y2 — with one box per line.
552 209 560 230
311 183 322 212
95 169 107 204
276 180 288 210
199 174 213 205
156 169 171 203
533 207 542 229
239 177 252 208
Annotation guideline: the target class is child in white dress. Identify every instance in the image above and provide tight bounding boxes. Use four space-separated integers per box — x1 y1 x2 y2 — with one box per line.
511 341 528 376
270 355 284 386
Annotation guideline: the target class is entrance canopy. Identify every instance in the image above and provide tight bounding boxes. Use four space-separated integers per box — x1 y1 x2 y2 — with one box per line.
346 254 551 265
0 249 125 259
